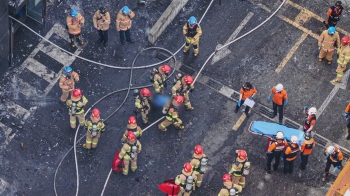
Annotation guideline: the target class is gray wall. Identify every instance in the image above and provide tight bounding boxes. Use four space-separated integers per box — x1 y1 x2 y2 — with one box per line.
0 0 9 75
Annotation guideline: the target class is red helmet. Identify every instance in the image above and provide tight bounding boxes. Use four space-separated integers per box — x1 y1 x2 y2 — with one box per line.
183 162 192 173
128 116 137 125
183 76 194 85
194 145 203 155
237 150 247 161
222 174 232 182
161 64 171 74
91 108 100 118
127 131 136 141
140 88 151 97
174 95 184 105
342 36 350 45
72 88 82 98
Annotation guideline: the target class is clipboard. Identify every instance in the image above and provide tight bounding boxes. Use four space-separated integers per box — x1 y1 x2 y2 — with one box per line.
243 99 255 108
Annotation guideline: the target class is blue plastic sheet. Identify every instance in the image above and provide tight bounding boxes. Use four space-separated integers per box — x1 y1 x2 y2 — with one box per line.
153 94 171 107
250 121 304 145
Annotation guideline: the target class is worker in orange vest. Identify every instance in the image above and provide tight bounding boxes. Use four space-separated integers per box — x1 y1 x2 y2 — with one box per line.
283 135 300 174
235 82 257 116
268 83 288 124
324 1 343 28
322 145 344 181
299 132 316 170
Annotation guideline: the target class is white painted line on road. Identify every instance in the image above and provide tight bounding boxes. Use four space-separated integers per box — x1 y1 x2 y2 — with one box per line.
219 85 235 98
0 122 15 149
38 43 77 65
211 12 254 65
50 23 70 41
25 58 58 82
14 77 43 98
0 178 10 194
4 101 31 121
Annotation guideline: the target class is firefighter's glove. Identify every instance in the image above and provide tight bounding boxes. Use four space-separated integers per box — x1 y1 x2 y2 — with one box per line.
284 101 289 106
143 105 149 110
267 96 271 101
344 112 349 118
190 89 194 93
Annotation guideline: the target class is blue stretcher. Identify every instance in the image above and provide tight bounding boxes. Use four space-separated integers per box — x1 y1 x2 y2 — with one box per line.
248 121 305 145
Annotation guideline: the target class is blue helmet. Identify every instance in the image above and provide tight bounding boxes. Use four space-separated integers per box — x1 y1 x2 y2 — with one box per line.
189 16 197 25
328 26 336 34
65 66 73 74
122 6 130 15
70 9 78 18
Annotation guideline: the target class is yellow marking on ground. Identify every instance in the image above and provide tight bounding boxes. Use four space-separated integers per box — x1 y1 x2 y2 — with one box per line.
277 14 318 39
275 32 309 73
232 113 247 131
295 10 311 25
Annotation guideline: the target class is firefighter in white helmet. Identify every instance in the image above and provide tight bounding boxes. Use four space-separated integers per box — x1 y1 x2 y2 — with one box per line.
283 135 300 174
268 83 288 124
266 131 288 174
322 145 344 181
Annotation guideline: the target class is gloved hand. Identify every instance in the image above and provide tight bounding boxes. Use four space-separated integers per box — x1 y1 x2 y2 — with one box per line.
162 109 167 114
250 97 253 100
143 105 149 110
344 112 349 118
268 96 271 101
303 106 308 111
334 166 340 171
238 100 242 107
284 101 289 106
281 157 284 161
190 89 194 93
267 151 273 154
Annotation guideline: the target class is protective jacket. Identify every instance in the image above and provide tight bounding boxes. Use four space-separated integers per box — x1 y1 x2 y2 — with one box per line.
337 44 350 65
93 10 111 30
116 9 135 31
66 96 88 115
318 30 340 52
172 77 194 97
66 13 84 35
59 72 79 92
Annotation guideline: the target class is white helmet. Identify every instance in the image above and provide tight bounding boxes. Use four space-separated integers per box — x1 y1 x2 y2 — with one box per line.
291 135 298 144
276 83 283 92
327 146 335 154
276 131 284 139
308 107 317 115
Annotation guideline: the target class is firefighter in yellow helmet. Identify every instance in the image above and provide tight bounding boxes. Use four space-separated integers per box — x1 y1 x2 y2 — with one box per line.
66 89 88 129
134 88 151 124
190 145 208 188
175 162 197 196
229 150 250 189
121 116 142 143
66 9 85 48
158 95 185 131
183 16 202 56
218 174 242 196
83 108 105 149
172 74 194 111
118 131 142 175
332 36 350 83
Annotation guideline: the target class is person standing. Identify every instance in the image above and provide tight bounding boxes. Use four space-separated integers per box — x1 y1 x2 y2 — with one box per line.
172 74 194 111
318 26 340 65
332 36 350 83
58 66 79 102
324 1 343 28
322 145 344 181
66 9 84 48
66 89 88 129
134 88 151 124
190 145 208 188
150 64 171 94
93 7 111 47
116 6 135 45
234 82 257 116
299 132 316 170
303 106 317 133
175 162 197 196
83 108 105 149
268 83 288 124
283 135 300 174
229 150 250 189
266 131 287 174
118 131 142 175
183 16 202 56
218 174 242 196
121 116 142 143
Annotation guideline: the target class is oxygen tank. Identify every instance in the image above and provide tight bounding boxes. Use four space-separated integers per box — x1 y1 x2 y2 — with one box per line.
185 176 193 192
243 162 250 176
92 124 98 137
200 158 208 173
71 103 77 115
131 146 137 159
229 188 236 196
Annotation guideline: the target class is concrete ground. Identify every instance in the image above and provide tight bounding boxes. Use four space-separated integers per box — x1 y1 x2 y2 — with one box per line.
0 0 350 195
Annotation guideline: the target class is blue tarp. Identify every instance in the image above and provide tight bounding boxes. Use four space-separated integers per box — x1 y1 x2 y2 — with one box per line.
250 121 304 145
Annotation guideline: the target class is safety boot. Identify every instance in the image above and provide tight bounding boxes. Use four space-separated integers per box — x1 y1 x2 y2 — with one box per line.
318 58 323 62
70 38 76 48
82 143 88 149
346 128 350 140
175 125 185 130
328 61 332 65
183 46 190 53
186 107 194 111
95 38 103 44
77 36 84 45
331 79 339 83
194 53 198 57
322 173 329 181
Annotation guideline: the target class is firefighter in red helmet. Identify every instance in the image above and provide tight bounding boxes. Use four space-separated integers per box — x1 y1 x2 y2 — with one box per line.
134 88 151 124
151 64 172 94
121 116 142 143
190 145 208 188
66 88 88 129
172 74 195 111
118 131 142 175
83 108 105 149
158 95 185 131
332 36 350 83
218 174 242 196
175 162 197 196
229 150 250 189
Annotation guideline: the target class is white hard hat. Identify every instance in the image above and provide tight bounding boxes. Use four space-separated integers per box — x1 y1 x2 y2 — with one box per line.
276 84 283 92
291 135 298 144
308 107 317 115
327 146 335 154
276 131 284 139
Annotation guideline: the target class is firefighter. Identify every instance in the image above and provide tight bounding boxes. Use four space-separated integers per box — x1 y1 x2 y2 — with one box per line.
303 106 317 133
218 174 242 196
150 64 172 94
116 6 135 45
266 131 288 174
93 7 111 47
66 9 84 48
190 145 208 188
183 16 202 56
83 108 105 149
118 131 142 175
332 36 350 83
134 88 151 124
175 162 197 196
318 26 340 65
322 145 344 181
172 74 194 111
299 132 316 170
158 95 185 131
344 103 350 140
66 88 88 129
59 66 79 102
121 116 142 143
324 1 343 28
268 83 288 124
229 150 250 189
234 82 257 116
283 135 300 174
